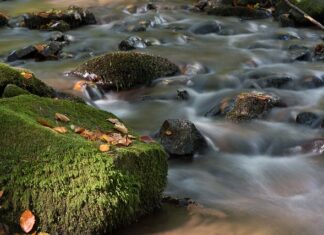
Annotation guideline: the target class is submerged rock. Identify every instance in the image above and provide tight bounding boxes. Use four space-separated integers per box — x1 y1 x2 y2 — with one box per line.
119 36 148 51
286 139 324 155
0 95 168 234
0 12 8 27
158 119 207 157
23 6 96 31
189 21 221 35
73 52 180 91
296 112 324 128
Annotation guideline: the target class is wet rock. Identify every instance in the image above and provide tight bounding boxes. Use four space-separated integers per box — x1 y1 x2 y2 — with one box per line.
275 32 300 40
287 139 324 155
7 41 64 62
288 45 312 62
224 91 285 121
177 89 189 100
23 6 96 31
48 31 71 44
207 6 271 20
158 119 207 157
180 62 209 75
247 74 294 89
299 75 324 89
314 43 324 61
296 112 324 128
190 21 221 35
118 36 148 51
0 12 8 27
73 52 180 91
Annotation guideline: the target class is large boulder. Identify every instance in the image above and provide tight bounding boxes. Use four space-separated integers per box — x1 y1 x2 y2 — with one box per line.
73 52 180 91
0 95 168 234
23 6 96 31
158 119 207 157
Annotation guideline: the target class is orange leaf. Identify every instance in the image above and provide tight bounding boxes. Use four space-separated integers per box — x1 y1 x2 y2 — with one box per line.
74 127 85 134
140 135 155 143
21 72 33 80
55 113 70 122
34 44 46 53
53 126 68 134
37 118 53 128
20 210 35 233
99 144 110 152
73 80 87 92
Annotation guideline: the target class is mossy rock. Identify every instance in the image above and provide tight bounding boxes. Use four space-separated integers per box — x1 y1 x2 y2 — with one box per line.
0 63 55 98
74 52 180 91
0 95 168 234
2 84 31 98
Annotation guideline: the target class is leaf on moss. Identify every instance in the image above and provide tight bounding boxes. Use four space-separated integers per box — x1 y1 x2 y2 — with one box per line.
99 144 110 152
19 210 35 233
74 126 86 134
117 136 132 146
37 118 53 128
73 80 87 91
53 126 68 134
114 123 128 134
140 135 155 143
55 113 70 122
21 72 33 80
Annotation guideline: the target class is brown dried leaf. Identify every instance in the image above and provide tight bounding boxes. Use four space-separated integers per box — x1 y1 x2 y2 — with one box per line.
74 127 85 134
19 210 35 233
99 144 110 152
114 123 128 134
55 113 70 122
37 118 53 128
140 135 155 143
117 136 132 146
53 126 68 134
21 72 33 80
107 118 120 124
80 129 96 140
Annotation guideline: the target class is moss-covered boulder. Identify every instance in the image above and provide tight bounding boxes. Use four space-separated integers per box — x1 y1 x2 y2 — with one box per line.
0 95 168 234
0 12 8 27
2 84 31 98
23 6 97 31
73 52 180 91
0 63 55 97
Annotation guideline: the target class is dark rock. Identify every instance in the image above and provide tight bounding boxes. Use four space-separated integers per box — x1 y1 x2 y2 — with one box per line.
299 75 324 89
147 3 157 10
248 75 294 89
159 119 207 157
288 45 312 62
177 89 189 100
278 14 295 27
73 52 180 91
118 36 148 51
190 21 221 35
7 45 37 62
23 6 96 31
296 112 324 128
48 31 70 44
207 6 271 20
0 12 8 27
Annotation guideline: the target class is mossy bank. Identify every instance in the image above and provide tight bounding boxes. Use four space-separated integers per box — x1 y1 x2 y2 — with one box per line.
0 95 168 234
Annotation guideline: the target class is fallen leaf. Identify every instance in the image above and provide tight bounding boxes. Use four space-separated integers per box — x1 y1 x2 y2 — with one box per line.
107 118 120 124
100 134 113 143
99 144 110 152
73 80 87 91
21 72 33 80
20 210 35 233
114 123 128 134
34 44 46 53
55 113 70 122
117 136 132 146
53 126 68 134
80 129 95 140
165 130 172 136
127 134 136 139
140 135 155 143
74 127 85 134
37 118 53 128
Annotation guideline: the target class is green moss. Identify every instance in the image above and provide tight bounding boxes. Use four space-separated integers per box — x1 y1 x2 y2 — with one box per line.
74 52 180 91
0 95 167 234
0 63 55 97
2 84 31 98
294 0 324 16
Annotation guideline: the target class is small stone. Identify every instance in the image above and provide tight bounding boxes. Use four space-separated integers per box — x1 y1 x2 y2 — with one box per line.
118 36 147 51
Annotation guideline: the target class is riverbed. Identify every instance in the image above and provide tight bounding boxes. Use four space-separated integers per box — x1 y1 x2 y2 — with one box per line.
1 0 324 234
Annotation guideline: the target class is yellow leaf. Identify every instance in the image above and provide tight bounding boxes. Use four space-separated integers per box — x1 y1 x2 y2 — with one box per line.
53 126 68 134
55 113 70 122
20 210 35 233
21 72 33 80
99 144 110 152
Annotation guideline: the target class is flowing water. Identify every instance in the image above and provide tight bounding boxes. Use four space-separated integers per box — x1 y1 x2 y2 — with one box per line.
1 0 324 234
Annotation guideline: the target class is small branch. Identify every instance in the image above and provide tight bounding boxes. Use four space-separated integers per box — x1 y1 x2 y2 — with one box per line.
283 0 324 30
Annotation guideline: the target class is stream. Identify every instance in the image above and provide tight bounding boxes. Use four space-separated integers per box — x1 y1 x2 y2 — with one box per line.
1 0 324 234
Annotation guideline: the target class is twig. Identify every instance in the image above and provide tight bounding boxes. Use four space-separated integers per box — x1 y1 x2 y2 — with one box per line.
283 0 324 30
